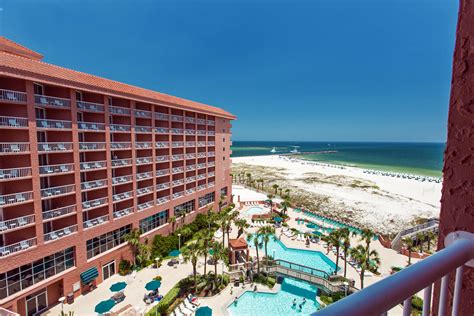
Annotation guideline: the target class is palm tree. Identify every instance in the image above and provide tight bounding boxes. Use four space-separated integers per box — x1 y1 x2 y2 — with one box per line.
180 226 193 242
339 228 351 278
124 228 142 267
246 173 252 186
218 194 227 212
416 232 425 253
258 225 275 268
210 241 227 283
246 233 261 274
267 194 274 212
425 231 435 251
359 228 375 254
182 242 201 291
328 230 342 275
284 188 290 197
272 184 279 195
403 237 415 265
196 230 212 276
235 218 249 239
168 216 176 233
349 245 380 289
136 240 151 267
280 196 291 215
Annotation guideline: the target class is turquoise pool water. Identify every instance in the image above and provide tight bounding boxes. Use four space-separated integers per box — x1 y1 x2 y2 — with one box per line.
228 277 320 316
244 206 268 216
248 235 338 276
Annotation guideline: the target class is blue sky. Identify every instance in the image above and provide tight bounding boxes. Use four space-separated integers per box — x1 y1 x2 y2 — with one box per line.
1 0 458 142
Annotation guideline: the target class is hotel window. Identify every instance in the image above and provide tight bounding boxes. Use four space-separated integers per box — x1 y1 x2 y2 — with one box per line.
75 91 83 101
174 200 195 217
86 225 131 259
220 187 228 196
33 83 44 95
108 97 113 105
140 210 169 233
199 192 215 207
0 247 75 300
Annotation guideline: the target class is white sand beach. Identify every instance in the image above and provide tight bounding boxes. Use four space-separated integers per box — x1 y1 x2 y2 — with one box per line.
232 155 442 234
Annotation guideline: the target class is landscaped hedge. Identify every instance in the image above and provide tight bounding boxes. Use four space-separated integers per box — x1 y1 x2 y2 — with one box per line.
147 285 180 316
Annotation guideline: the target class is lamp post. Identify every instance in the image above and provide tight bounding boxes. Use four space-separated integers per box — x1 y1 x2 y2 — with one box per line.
155 257 160 269
178 233 181 250
58 296 65 314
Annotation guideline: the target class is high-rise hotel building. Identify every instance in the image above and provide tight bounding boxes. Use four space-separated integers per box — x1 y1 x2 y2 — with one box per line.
0 37 235 315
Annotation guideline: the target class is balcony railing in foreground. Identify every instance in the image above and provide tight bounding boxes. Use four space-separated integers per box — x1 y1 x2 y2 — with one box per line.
314 231 474 316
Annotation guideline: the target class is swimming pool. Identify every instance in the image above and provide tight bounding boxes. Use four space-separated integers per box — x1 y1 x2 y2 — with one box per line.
228 277 320 316
243 206 268 216
248 235 338 275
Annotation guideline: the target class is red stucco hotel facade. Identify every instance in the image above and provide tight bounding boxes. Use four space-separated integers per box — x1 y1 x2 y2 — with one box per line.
0 37 235 315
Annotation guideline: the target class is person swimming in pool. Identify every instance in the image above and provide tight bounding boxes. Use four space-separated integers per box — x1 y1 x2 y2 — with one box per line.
292 298 297 307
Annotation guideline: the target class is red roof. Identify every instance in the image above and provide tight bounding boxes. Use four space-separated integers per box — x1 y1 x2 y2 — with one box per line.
0 37 235 119
229 238 248 249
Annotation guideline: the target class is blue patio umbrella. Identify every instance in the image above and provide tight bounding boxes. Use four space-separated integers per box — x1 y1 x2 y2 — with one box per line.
109 281 127 292
209 248 214 255
168 249 181 257
273 217 283 222
145 280 162 291
95 299 115 314
196 306 213 316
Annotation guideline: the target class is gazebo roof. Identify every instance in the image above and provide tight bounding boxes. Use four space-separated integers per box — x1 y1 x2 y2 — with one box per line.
229 238 248 250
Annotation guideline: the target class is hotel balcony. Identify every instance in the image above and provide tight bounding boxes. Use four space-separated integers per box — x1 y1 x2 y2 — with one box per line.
78 121 105 131
207 131 215 136
79 142 106 151
172 191 184 199
197 153 206 158
156 141 169 148
172 179 184 187
135 126 152 133
156 155 170 162
208 141 215 146
185 188 195 195
0 191 33 206
197 174 206 180
136 141 152 149
197 163 206 169
111 158 132 168
77 100 104 112
156 196 170 205
156 169 170 177
171 128 183 135
137 201 153 212
207 120 215 126
155 127 169 134
197 184 206 191
0 237 36 257
197 141 206 147
0 89 27 103
82 197 108 210
36 118 72 130
42 205 76 221
114 207 133 218
111 142 132 150
0 215 35 233
156 183 170 191
80 160 107 171
208 151 215 157
0 143 30 154
83 215 109 229
197 130 206 136
113 191 133 202
208 171 215 177
41 184 75 199
0 116 28 128
155 113 169 121
134 109 152 118
109 105 131 116
208 161 215 167
172 141 184 148
34 94 70 108
136 172 153 181
81 179 107 191
186 164 196 171
38 142 73 153
44 225 78 242
137 186 153 196
196 118 206 125
185 129 196 135
136 157 152 165
186 176 196 183
112 175 133 185
172 154 184 161
207 182 215 188
185 153 196 159
185 117 195 124
0 167 32 180
186 141 196 147
172 167 184 174
110 124 131 132
171 115 184 122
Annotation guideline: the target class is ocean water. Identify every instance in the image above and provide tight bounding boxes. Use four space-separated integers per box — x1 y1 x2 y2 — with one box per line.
231 141 444 177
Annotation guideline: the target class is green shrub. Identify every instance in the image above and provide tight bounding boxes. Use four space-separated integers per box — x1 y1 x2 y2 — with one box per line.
223 274 230 285
154 275 162 281
412 296 423 311
267 277 276 288
118 260 131 276
147 286 180 316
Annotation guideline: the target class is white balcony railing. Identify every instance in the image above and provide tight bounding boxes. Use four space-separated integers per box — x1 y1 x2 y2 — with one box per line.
110 124 131 132
172 191 184 199
110 142 132 149
137 186 153 196
155 113 169 120
80 160 107 170
197 163 206 169
172 142 184 148
0 215 35 232
155 141 169 148
186 176 196 183
171 115 183 122
172 154 184 161
0 238 36 257
186 141 196 147
136 157 152 165
42 205 76 220
83 215 109 229
185 153 196 159
34 95 70 108
196 118 206 125
78 121 105 131
156 169 170 176
185 129 196 135
208 182 215 188
0 89 27 103
38 142 72 152
172 179 184 187
208 141 215 146
197 174 206 180
156 183 170 191
135 126 152 133
172 167 184 174
109 106 131 115
197 153 206 158
79 142 106 151
0 116 28 128
156 155 170 162
135 142 152 149
197 184 206 191
136 172 152 180
81 179 107 191
113 191 133 202
207 120 215 126
114 207 134 218
208 161 215 167
155 127 169 134
137 201 154 211
185 117 195 123
197 130 206 135
156 196 170 204
40 163 74 175
41 184 75 198
0 167 32 180
208 171 215 177
77 100 104 112
208 131 215 136
186 188 196 194
82 197 108 210
134 110 152 118
0 191 33 206
197 141 206 147
112 175 133 185
315 231 474 316
111 158 132 167
208 151 215 157
0 143 30 153
171 128 183 134
186 165 196 171
44 225 78 242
